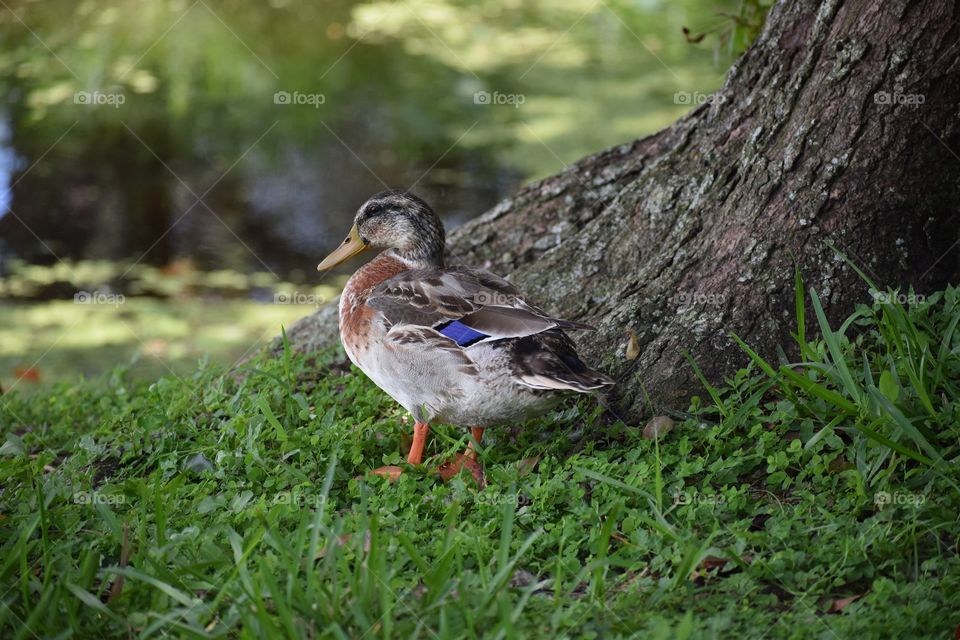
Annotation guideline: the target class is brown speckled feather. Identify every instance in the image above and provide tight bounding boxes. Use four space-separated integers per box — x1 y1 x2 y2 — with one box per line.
367 266 591 340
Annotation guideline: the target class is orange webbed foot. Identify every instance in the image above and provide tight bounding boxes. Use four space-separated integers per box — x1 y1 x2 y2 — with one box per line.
370 424 487 488
437 427 486 487
370 465 406 482
436 452 486 488
369 421 431 483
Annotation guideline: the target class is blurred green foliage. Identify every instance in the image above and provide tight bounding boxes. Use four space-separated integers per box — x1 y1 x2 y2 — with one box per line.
2 0 746 177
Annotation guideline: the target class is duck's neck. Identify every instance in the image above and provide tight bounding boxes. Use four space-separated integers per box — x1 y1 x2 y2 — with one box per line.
384 246 445 270
380 249 444 270
340 252 410 316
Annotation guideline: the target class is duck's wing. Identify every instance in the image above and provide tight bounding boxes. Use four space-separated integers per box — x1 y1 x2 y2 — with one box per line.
369 266 613 394
367 265 592 346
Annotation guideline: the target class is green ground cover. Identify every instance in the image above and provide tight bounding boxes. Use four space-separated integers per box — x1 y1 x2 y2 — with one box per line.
0 279 957 638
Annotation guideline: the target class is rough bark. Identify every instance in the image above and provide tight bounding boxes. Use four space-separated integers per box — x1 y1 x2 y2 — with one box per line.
282 0 960 417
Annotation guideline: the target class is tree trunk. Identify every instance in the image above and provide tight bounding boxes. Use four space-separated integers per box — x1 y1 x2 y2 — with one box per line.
282 0 960 416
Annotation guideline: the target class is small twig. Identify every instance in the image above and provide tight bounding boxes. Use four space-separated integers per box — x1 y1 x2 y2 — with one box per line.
107 523 131 603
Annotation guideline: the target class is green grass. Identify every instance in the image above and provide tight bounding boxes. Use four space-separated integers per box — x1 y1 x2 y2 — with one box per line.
1 282 959 638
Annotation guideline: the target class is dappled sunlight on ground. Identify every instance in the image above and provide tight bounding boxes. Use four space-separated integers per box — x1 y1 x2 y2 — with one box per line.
0 298 318 391
0 260 343 391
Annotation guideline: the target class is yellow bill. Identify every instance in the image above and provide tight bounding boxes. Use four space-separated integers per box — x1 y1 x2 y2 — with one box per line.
317 224 369 271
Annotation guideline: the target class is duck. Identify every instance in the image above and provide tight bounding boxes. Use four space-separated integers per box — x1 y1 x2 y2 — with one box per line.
317 190 613 485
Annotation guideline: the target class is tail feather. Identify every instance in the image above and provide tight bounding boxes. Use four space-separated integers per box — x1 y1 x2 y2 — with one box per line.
518 370 614 393
552 318 596 331
508 329 614 394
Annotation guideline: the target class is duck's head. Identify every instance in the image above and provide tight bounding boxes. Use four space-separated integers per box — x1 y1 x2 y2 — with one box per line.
317 190 446 271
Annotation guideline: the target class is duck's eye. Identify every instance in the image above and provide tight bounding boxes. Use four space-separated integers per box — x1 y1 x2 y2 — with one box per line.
366 203 383 216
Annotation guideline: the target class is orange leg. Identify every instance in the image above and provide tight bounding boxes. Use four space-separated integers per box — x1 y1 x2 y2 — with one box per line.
372 421 430 481
406 422 430 465
467 427 485 460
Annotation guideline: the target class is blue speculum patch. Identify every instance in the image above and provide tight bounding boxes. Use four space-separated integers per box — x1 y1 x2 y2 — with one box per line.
436 320 488 346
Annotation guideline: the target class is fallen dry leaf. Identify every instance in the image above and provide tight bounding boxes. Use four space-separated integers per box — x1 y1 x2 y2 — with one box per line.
699 556 730 570
828 594 865 613
642 416 675 440
690 554 753 581
625 331 641 360
517 456 540 478
13 366 40 383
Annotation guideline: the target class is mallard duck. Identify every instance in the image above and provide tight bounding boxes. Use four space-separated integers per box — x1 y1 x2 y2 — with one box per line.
317 190 613 484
